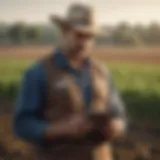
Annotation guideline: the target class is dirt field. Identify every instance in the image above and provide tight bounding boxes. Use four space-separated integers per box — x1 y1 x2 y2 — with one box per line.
0 99 160 160
0 112 160 160
1 46 160 64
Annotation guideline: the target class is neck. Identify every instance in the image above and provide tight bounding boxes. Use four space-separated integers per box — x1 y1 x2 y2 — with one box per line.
60 46 87 69
68 56 85 70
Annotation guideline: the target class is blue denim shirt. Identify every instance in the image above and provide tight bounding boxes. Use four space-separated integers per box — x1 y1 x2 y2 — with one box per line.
13 49 126 145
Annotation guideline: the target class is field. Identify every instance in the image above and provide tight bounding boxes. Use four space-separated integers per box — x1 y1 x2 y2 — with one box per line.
0 46 160 160
1 46 160 64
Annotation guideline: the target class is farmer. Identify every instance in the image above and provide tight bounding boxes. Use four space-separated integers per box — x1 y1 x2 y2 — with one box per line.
13 3 127 160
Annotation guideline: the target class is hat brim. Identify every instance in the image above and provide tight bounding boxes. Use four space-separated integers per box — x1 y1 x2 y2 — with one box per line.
50 15 99 35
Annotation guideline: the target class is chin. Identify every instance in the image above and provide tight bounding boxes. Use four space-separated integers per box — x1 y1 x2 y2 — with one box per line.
74 50 87 58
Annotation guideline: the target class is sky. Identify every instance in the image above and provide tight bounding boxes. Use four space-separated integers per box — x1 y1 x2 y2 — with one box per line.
0 0 160 25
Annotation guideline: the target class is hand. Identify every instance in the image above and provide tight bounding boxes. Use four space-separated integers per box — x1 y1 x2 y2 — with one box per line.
64 114 93 138
102 118 126 140
46 114 93 140
45 114 93 140
89 112 109 131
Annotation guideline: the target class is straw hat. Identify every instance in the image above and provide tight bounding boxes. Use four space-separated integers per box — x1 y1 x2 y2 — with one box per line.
50 3 98 35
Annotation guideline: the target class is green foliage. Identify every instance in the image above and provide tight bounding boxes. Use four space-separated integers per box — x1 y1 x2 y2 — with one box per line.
2 21 160 46
112 22 142 46
8 22 27 44
108 63 160 121
0 22 8 40
0 60 33 98
7 23 42 44
26 26 41 42
0 60 159 121
145 23 160 45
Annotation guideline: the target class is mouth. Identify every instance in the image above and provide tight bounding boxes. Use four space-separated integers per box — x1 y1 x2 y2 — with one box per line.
75 47 85 53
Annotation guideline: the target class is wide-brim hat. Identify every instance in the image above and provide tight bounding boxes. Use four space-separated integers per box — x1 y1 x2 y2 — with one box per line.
50 3 99 35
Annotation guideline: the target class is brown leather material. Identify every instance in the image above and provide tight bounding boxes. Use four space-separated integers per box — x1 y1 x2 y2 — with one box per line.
89 58 110 114
34 54 112 160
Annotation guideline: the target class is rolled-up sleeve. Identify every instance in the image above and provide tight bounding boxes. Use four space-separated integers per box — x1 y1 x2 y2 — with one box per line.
13 63 48 145
108 73 127 123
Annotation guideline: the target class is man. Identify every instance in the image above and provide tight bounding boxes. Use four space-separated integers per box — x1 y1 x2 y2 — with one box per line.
13 3 127 160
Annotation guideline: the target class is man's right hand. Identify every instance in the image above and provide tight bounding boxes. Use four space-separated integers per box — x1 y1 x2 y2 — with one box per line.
64 114 93 137
44 114 93 140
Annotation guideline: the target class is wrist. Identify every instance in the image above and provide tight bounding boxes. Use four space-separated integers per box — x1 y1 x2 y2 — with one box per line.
104 118 126 140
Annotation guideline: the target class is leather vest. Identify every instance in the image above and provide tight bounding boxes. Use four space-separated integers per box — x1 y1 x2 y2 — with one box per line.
34 54 112 160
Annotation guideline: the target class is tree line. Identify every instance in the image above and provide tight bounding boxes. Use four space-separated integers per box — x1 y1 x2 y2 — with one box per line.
1 21 160 46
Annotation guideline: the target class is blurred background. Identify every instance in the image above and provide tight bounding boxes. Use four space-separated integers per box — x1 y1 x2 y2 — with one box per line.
0 0 160 160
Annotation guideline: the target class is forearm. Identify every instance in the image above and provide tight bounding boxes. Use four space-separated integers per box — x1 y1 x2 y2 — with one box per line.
88 105 127 141
13 117 48 144
14 117 69 144
109 104 128 137
108 117 126 138
44 115 93 141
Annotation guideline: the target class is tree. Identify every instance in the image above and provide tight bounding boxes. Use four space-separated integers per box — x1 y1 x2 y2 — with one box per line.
145 22 160 45
26 26 41 43
112 22 142 46
0 22 8 42
133 24 146 45
8 22 27 44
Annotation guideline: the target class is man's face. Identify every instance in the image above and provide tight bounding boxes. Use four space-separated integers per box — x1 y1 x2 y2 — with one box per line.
63 28 95 58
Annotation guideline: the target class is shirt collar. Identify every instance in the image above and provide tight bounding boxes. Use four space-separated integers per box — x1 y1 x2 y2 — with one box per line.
53 48 70 69
53 48 90 71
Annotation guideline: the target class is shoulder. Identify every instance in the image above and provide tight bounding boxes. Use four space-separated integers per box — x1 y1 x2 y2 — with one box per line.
23 60 46 83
